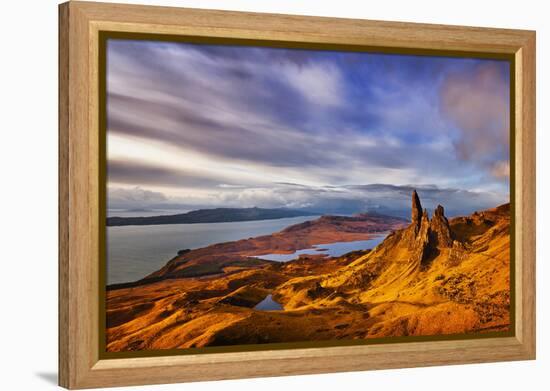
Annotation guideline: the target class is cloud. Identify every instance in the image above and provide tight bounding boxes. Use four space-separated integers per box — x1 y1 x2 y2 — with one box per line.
108 182 507 218
440 62 510 179
346 183 505 216
108 187 168 209
107 159 228 189
218 184 247 189
491 161 510 179
106 40 510 209
281 62 344 107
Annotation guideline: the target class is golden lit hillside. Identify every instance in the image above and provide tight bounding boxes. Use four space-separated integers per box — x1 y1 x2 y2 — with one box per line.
106 192 510 351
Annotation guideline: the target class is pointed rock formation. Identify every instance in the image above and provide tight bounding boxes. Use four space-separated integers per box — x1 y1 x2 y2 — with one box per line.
411 190 423 233
411 207 431 264
406 192 453 267
430 204 453 247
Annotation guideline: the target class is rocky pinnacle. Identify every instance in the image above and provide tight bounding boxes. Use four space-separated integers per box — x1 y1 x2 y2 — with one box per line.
411 190 423 232
430 204 453 247
408 191 453 265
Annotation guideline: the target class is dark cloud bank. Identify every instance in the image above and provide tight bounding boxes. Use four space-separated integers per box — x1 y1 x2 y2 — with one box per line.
108 183 506 219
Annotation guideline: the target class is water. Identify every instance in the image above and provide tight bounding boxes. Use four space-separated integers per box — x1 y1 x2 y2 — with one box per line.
106 215 320 285
255 235 387 262
254 294 283 311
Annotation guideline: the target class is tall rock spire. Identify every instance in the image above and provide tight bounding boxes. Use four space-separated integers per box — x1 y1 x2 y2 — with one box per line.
411 190 423 232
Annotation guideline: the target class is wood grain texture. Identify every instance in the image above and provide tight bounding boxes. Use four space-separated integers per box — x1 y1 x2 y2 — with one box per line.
516 34 536 353
58 1 536 388
58 3 70 387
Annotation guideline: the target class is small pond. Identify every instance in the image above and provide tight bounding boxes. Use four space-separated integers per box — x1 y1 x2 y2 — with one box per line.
254 294 283 311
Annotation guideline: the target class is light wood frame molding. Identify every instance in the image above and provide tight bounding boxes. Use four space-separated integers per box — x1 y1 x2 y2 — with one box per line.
59 1 536 389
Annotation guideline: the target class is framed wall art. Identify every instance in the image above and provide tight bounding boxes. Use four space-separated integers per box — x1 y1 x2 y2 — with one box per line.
59 1 536 389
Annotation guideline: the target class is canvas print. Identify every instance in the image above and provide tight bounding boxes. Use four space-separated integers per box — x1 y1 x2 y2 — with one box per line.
104 39 511 353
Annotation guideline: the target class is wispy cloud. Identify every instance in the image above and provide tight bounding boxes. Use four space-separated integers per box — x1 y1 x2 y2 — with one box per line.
107 159 227 189
281 62 344 107
441 62 510 179
107 182 507 218
106 40 510 213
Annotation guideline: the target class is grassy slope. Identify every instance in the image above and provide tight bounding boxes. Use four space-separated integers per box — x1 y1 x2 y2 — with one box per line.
106 205 510 351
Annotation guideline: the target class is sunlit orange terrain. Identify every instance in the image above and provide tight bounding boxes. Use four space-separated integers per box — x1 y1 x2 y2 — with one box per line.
106 191 510 351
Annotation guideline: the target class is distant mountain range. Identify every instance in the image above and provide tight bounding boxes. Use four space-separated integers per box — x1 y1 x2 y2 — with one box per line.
106 207 318 226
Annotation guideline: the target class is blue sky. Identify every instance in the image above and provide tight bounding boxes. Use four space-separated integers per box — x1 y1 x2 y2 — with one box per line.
106 39 510 216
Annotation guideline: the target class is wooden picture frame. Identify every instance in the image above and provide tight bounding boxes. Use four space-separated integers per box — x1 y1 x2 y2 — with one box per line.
59 1 536 389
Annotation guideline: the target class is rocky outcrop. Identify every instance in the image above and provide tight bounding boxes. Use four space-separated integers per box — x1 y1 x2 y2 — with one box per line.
430 205 453 247
406 192 453 267
410 207 431 264
411 190 423 233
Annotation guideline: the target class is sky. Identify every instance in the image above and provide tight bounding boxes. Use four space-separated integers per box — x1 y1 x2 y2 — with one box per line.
106 39 510 217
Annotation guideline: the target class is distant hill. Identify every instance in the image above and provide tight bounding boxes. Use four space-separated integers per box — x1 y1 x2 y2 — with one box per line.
106 207 318 226
106 211 407 290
